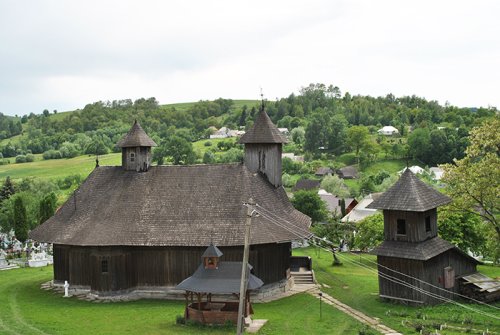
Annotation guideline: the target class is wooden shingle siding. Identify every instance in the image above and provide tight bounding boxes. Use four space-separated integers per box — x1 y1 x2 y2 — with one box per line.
244 144 283 187
54 243 291 293
383 209 437 242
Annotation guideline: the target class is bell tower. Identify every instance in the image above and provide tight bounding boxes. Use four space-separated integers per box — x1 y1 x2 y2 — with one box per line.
238 107 288 187
367 169 451 243
116 120 157 172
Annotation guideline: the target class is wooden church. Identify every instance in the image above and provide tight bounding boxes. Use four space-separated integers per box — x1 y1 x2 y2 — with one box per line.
367 169 479 304
30 109 311 296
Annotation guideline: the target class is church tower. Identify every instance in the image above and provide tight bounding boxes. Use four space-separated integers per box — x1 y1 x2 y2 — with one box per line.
239 108 288 188
116 120 157 172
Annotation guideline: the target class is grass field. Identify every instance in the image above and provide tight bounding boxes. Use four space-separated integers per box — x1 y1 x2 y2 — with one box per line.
0 266 363 335
1 251 498 334
0 153 121 181
294 248 500 335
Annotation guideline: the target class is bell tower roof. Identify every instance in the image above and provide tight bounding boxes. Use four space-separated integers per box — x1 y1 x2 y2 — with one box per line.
367 169 451 212
202 243 223 258
116 120 157 148
238 109 288 144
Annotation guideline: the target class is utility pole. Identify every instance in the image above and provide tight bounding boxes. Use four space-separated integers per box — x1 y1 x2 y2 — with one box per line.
237 198 255 335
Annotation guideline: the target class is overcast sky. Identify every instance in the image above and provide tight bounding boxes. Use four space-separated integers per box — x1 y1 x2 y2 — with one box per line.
1 0 499 116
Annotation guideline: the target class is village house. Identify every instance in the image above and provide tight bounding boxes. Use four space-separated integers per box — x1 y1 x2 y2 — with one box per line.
377 126 399 136
340 193 380 223
30 110 311 297
337 165 359 179
318 190 357 218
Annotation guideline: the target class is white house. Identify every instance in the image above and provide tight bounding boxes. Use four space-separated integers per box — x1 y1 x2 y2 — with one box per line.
429 167 444 180
398 165 425 175
377 126 399 136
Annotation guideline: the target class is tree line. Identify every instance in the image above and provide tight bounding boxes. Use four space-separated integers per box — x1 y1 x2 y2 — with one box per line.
0 83 495 167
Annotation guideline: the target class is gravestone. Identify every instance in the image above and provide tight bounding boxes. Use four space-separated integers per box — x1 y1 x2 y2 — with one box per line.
28 250 53 267
0 249 18 270
0 249 8 267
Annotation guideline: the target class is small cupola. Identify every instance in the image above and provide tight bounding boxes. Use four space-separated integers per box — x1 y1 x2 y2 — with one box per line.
238 107 288 187
201 244 223 270
116 120 157 172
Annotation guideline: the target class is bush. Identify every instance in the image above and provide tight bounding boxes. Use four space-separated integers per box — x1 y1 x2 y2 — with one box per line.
15 155 27 163
26 153 35 162
204 141 212 147
43 150 63 160
57 174 82 190
175 315 185 325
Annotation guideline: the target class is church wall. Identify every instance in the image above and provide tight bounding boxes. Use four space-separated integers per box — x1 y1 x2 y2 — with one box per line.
54 242 291 294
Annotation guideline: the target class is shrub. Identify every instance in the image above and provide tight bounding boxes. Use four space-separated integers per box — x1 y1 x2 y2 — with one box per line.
43 150 63 160
57 174 82 190
175 315 185 325
26 153 35 162
204 141 212 147
15 155 27 163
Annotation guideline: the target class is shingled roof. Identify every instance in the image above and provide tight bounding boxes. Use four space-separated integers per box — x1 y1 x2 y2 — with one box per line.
372 237 479 263
176 262 264 294
367 169 451 212
116 121 158 148
238 109 288 144
30 164 311 247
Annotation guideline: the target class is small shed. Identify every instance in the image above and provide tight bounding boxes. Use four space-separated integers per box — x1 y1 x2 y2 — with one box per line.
315 167 333 177
176 244 264 325
292 179 321 192
337 165 358 179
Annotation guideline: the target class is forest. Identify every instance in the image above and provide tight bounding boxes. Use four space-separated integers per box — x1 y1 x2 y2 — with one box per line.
0 84 496 167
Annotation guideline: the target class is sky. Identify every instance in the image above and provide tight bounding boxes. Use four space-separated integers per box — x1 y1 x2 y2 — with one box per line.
0 0 499 116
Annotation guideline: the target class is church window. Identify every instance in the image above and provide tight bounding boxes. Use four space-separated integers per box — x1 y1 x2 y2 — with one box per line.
101 259 108 273
397 219 406 235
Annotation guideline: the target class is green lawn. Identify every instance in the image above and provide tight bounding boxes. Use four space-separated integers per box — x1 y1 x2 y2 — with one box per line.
0 153 121 181
0 267 363 335
293 248 500 335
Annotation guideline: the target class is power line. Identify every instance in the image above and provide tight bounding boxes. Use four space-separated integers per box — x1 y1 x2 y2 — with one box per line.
251 203 500 319
313 243 500 321
255 202 500 311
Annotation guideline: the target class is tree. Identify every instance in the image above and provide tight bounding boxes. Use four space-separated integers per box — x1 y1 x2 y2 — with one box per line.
291 190 328 223
202 151 215 164
39 192 57 224
408 128 431 163
320 175 350 198
304 110 346 155
0 176 15 202
353 213 384 251
290 127 305 146
164 135 196 165
437 208 487 256
346 126 369 164
13 196 29 242
442 117 500 244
